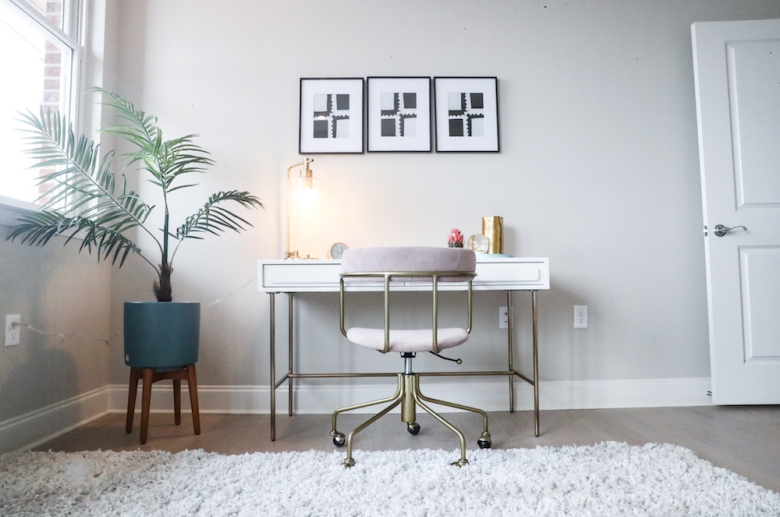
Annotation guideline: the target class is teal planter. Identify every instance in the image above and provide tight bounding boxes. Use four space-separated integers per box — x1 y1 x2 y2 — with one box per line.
124 302 200 369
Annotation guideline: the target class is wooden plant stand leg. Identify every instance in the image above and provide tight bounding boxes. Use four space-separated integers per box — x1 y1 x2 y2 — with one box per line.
127 365 199 444
140 368 154 445
173 379 182 425
187 364 201 435
126 367 139 433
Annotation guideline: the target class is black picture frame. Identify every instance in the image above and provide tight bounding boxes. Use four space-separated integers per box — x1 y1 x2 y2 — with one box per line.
433 77 500 153
366 77 432 152
299 78 364 154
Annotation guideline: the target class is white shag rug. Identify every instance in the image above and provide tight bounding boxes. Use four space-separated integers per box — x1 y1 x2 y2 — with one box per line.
1 442 778 516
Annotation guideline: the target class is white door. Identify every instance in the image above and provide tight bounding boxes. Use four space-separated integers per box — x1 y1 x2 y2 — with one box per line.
692 19 780 404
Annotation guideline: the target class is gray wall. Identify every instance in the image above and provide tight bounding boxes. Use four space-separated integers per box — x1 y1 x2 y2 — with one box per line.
0 233 112 422
0 0 114 423
103 0 780 389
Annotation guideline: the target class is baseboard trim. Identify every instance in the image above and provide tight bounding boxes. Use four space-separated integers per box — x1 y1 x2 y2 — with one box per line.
0 377 711 451
108 377 713 415
0 386 110 452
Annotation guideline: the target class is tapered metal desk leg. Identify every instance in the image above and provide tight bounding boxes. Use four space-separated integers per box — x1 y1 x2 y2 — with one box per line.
532 290 540 437
288 294 294 417
269 292 276 441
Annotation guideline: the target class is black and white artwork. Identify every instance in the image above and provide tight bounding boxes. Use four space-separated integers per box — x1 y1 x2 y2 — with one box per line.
367 77 431 152
434 77 499 152
299 78 364 154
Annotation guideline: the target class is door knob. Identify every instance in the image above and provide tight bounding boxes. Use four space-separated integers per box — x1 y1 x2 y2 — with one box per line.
713 224 747 237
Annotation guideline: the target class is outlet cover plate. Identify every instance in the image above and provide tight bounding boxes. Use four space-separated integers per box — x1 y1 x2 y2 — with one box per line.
5 315 20 346
499 306 508 328
574 305 588 329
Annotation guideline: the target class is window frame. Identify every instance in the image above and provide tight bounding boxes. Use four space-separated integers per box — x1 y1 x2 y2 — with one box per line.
0 0 86 225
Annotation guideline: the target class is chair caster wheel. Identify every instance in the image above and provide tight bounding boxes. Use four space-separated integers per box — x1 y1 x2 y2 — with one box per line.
332 432 346 447
477 431 492 449
407 422 420 435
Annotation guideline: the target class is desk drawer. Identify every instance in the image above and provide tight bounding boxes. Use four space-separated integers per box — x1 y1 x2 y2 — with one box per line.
261 262 341 291
475 260 549 289
258 257 550 292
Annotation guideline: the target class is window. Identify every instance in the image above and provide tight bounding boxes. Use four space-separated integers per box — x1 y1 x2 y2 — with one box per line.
0 0 83 206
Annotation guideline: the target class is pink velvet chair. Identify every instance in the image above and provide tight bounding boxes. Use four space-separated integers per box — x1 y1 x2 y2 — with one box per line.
331 247 491 467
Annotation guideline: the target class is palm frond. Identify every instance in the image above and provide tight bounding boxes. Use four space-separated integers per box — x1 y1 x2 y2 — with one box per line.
5 211 147 268
175 191 264 240
15 108 157 247
90 87 161 154
92 88 214 190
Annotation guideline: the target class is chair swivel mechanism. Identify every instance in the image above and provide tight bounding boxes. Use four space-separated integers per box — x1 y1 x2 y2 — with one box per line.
331 247 491 467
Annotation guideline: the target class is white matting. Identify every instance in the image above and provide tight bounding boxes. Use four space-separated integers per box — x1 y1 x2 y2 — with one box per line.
1 442 777 516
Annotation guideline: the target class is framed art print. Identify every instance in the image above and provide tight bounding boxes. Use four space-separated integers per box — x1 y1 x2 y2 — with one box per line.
367 77 431 152
299 78 364 154
433 77 499 152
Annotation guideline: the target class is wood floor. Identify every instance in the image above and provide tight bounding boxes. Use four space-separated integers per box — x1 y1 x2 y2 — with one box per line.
35 405 780 493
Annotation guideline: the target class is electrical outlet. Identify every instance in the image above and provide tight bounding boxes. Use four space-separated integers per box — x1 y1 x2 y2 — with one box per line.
574 306 588 328
499 306 508 329
5 315 21 346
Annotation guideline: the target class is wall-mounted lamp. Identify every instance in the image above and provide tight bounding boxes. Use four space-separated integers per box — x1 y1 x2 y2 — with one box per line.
285 157 322 259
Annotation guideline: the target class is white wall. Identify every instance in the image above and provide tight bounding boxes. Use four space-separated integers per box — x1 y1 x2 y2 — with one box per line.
104 0 780 394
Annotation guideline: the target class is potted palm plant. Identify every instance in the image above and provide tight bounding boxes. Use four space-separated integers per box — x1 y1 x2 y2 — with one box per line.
7 88 263 369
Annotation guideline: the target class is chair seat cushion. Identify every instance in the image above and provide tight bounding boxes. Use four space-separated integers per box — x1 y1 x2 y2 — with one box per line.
346 327 469 353
341 247 476 283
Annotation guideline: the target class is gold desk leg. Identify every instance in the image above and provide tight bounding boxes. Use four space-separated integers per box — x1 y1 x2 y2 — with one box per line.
507 290 514 413
269 292 276 441
532 290 540 437
288 293 294 417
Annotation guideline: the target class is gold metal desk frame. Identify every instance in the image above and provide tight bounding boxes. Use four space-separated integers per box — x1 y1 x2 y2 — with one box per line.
258 257 549 441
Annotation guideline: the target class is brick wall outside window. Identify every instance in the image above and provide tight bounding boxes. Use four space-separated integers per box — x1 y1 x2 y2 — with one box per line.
37 0 65 204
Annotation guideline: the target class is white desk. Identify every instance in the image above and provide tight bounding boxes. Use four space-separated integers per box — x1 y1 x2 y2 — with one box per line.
258 256 550 441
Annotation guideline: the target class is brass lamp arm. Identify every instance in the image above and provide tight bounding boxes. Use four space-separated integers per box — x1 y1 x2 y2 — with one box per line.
285 158 314 259
286 158 314 179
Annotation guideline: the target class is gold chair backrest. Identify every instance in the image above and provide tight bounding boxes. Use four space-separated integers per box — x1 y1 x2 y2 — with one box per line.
339 270 475 354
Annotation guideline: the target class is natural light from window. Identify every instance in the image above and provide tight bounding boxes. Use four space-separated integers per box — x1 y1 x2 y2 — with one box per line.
0 0 76 206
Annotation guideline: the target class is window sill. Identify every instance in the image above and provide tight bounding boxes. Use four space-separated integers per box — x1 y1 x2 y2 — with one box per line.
0 195 86 242
0 195 37 228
